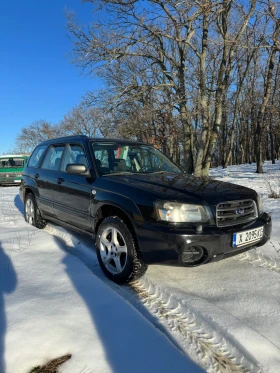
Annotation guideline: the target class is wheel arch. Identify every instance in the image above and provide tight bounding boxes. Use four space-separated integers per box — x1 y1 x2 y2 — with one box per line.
21 175 38 202
95 204 148 282
95 203 135 233
94 202 143 252
23 187 34 201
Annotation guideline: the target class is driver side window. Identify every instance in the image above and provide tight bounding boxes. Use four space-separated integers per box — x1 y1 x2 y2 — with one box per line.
132 148 153 170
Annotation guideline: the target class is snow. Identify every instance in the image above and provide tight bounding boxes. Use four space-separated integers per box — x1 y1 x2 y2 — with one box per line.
1 160 280 373
209 161 280 258
0 189 202 373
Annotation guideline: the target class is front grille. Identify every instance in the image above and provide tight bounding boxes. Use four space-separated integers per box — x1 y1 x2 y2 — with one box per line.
0 172 19 178
216 199 257 227
5 172 18 178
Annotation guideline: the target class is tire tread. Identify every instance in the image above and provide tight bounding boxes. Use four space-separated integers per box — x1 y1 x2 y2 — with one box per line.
25 193 47 229
96 216 148 283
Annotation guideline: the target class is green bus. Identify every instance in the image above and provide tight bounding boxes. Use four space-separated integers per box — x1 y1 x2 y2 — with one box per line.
0 154 29 185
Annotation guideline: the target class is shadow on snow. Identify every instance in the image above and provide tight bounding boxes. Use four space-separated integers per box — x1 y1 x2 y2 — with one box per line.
12 193 202 372
0 243 17 373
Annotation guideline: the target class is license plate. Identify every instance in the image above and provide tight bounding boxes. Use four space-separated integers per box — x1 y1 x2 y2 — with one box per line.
233 227 264 247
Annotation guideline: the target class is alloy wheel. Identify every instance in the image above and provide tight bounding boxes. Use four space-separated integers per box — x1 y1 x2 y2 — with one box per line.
100 227 128 274
25 198 35 225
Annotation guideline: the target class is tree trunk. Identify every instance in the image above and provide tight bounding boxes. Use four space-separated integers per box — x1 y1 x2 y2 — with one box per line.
201 88 224 176
181 106 194 173
241 144 245 164
255 134 263 172
255 48 277 173
269 125 276 164
224 52 255 168
194 5 210 177
269 55 280 165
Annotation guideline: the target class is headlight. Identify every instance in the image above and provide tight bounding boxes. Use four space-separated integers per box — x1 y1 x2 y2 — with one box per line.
155 201 213 223
257 194 263 214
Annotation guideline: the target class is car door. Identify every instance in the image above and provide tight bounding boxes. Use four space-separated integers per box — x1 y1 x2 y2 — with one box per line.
33 144 65 217
53 143 93 231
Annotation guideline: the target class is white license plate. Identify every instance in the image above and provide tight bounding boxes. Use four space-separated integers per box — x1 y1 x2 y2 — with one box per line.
14 180 21 183
233 227 264 247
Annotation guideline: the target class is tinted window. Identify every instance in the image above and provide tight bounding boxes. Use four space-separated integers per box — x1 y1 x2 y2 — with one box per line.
60 144 88 172
28 145 47 168
93 149 110 172
91 142 181 175
41 145 65 171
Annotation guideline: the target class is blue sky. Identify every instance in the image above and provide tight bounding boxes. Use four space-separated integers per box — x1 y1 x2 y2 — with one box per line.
0 0 99 154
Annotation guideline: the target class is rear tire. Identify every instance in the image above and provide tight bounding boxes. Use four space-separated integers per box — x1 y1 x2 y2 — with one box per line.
24 193 47 229
96 216 148 283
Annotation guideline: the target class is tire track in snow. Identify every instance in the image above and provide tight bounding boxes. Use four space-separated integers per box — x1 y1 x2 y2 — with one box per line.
233 249 280 274
44 223 264 373
45 224 80 248
131 277 263 373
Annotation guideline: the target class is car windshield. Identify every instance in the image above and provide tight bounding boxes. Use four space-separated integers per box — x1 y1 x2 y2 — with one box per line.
0 158 25 168
91 142 182 175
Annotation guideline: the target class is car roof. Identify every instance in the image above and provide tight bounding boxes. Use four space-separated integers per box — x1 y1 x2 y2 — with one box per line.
0 154 29 158
39 135 148 146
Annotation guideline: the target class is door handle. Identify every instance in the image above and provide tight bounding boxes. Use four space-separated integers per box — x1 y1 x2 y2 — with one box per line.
35 173 39 179
57 177 65 184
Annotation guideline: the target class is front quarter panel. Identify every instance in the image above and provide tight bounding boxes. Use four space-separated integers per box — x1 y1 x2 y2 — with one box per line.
92 188 145 232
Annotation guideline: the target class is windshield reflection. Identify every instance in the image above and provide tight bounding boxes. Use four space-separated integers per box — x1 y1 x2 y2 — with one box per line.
91 142 182 176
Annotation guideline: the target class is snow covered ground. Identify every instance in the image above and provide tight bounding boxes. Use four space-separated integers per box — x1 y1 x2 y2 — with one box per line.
0 189 202 373
210 161 280 257
1 161 280 372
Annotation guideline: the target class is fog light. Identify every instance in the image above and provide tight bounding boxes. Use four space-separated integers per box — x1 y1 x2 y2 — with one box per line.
180 246 206 265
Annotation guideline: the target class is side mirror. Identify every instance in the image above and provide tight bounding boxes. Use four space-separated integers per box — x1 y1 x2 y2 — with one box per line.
66 164 87 175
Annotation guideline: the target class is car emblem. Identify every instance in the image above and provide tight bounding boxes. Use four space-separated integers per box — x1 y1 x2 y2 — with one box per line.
236 208 244 215
6 174 9 178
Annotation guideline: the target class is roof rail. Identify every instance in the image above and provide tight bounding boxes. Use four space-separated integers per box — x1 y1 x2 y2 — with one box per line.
42 134 89 142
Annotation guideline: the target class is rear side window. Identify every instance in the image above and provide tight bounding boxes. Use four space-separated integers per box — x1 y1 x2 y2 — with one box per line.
41 145 65 171
28 145 47 168
60 144 88 172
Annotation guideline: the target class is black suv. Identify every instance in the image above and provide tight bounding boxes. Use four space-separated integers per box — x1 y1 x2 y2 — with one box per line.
20 135 272 283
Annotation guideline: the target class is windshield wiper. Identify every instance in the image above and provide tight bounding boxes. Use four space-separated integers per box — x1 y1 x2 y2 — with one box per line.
150 171 173 174
103 172 138 176
103 171 177 176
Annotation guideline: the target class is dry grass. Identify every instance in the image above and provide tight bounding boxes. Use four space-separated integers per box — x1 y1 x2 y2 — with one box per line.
268 190 280 198
28 354 71 373
264 178 280 198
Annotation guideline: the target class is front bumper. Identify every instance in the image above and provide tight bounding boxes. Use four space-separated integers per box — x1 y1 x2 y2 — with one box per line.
136 212 272 265
0 177 21 185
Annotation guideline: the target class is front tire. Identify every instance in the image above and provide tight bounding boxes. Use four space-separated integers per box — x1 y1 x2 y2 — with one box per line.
96 216 148 283
24 193 47 229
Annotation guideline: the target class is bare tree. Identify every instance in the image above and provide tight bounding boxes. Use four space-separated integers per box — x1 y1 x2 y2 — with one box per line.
268 55 280 164
83 55 183 163
66 0 207 173
15 120 61 154
192 0 257 176
60 104 105 137
65 0 280 174
255 1 280 172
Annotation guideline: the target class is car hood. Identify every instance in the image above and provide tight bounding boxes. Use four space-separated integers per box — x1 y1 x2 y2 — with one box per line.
105 172 257 205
